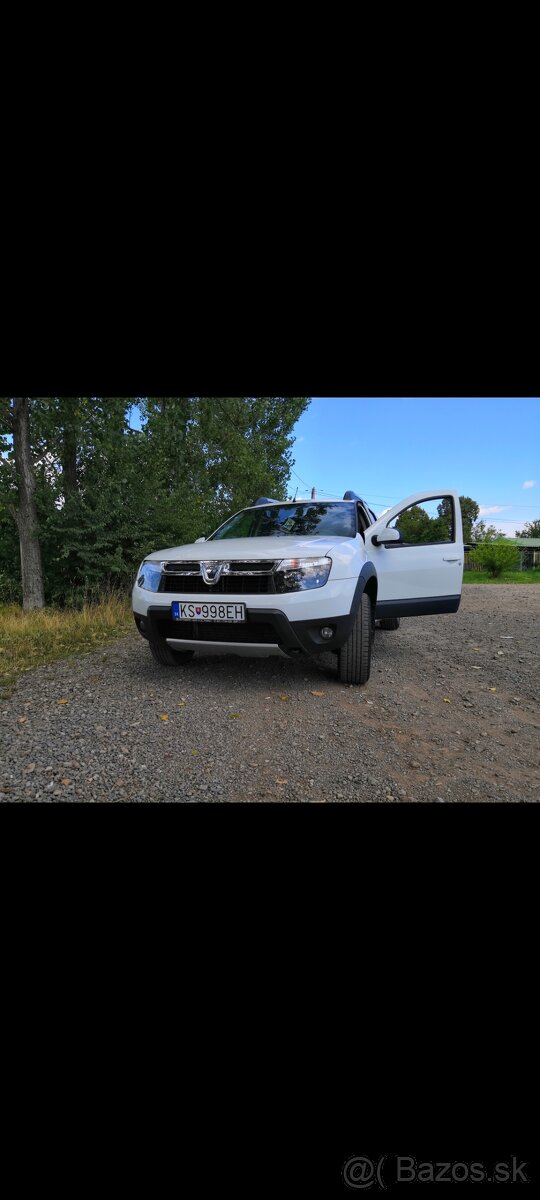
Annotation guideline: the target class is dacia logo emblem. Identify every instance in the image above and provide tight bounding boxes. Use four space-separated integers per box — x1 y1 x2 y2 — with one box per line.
200 561 229 585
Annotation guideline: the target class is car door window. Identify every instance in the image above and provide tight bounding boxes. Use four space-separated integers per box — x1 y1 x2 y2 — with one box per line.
388 496 455 546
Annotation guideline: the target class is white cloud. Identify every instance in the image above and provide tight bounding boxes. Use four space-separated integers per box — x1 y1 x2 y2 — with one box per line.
478 505 508 516
296 436 305 443
522 480 537 489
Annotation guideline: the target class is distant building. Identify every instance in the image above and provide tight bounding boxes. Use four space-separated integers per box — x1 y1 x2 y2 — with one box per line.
505 538 540 568
464 537 540 570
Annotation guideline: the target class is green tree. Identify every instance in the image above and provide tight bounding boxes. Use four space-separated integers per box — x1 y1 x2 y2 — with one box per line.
137 397 213 548
1 397 311 606
0 401 20 600
459 496 480 542
472 521 506 541
437 496 479 543
470 541 520 577
39 398 142 602
139 396 311 545
395 505 448 544
0 398 46 609
2 398 140 604
515 519 540 538
196 396 310 519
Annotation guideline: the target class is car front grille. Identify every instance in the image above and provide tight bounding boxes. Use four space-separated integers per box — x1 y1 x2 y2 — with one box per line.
159 560 279 596
159 575 274 595
162 560 278 575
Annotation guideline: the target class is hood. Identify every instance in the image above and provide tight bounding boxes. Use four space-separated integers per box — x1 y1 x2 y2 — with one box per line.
145 535 353 562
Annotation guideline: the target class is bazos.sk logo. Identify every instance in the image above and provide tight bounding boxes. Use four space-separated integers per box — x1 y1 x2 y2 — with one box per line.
342 1156 529 1188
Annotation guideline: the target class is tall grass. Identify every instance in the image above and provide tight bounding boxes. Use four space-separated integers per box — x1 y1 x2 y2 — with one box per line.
0 595 133 695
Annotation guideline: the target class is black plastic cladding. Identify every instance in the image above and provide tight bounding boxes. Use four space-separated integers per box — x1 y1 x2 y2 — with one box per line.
343 490 376 522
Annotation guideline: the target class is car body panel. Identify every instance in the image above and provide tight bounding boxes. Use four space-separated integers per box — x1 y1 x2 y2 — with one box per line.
368 490 464 606
132 576 358 622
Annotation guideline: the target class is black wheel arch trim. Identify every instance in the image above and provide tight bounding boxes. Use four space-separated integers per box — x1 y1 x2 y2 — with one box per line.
351 562 378 615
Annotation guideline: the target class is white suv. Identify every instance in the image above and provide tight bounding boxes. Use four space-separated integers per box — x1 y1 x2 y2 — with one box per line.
132 490 464 685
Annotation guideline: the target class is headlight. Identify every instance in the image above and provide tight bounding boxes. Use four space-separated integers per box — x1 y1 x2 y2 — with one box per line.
274 556 331 593
136 561 162 592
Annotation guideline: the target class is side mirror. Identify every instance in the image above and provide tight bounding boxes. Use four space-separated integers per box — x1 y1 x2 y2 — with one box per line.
195 536 206 543
372 527 402 547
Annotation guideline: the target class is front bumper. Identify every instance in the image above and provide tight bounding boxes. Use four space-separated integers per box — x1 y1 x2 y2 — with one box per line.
133 603 357 657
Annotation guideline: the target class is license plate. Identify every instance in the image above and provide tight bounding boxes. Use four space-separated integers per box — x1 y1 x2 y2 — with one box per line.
171 601 246 623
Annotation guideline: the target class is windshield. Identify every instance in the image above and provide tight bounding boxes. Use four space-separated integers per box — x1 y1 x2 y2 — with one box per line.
210 502 357 540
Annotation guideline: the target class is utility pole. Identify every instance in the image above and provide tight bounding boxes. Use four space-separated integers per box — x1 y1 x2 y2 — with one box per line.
311 487 316 500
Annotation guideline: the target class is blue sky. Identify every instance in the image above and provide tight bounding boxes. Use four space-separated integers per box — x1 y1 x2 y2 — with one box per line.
287 398 540 536
129 399 540 536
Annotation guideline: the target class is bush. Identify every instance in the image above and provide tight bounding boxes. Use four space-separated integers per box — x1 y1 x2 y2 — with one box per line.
0 571 22 604
470 541 520 577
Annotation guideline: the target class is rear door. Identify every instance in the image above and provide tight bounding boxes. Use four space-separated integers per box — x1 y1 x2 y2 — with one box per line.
368 491 464 617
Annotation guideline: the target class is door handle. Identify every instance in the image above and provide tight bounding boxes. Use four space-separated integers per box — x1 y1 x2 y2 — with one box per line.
443 557 461 562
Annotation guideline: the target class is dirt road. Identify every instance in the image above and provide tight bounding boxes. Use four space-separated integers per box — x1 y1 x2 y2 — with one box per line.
1 585 538 802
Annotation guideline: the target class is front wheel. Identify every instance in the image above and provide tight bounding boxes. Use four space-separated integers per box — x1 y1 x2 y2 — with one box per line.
378 617 400 631
149 638 194 667
338 592 372 685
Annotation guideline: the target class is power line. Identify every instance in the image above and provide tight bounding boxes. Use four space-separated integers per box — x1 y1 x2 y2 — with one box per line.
290 466 312 489
304 482 540 510
317 487 397 505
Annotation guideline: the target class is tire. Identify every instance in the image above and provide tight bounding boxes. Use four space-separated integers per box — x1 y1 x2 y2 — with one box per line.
338 592 372 685
149 638 194 667
378 617 400 631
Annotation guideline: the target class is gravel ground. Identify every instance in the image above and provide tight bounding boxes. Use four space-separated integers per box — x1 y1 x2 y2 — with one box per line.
1 585 538 803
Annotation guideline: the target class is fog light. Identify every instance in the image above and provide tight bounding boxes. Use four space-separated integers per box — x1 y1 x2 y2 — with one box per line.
320 626 333 639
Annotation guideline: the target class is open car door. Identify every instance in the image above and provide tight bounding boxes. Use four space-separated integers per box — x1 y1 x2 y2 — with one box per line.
368 490 464 618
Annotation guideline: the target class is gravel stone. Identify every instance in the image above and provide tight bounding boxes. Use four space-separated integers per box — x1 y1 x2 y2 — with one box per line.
1 585 539 803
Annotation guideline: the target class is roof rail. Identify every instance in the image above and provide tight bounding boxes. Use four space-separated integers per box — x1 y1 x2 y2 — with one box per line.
251 496 279 507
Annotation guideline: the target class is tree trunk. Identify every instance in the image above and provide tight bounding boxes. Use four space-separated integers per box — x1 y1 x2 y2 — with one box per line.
12 398 45 610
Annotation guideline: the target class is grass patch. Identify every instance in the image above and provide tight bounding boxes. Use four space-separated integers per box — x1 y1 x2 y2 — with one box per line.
463 570 540 584
0 597 133 697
